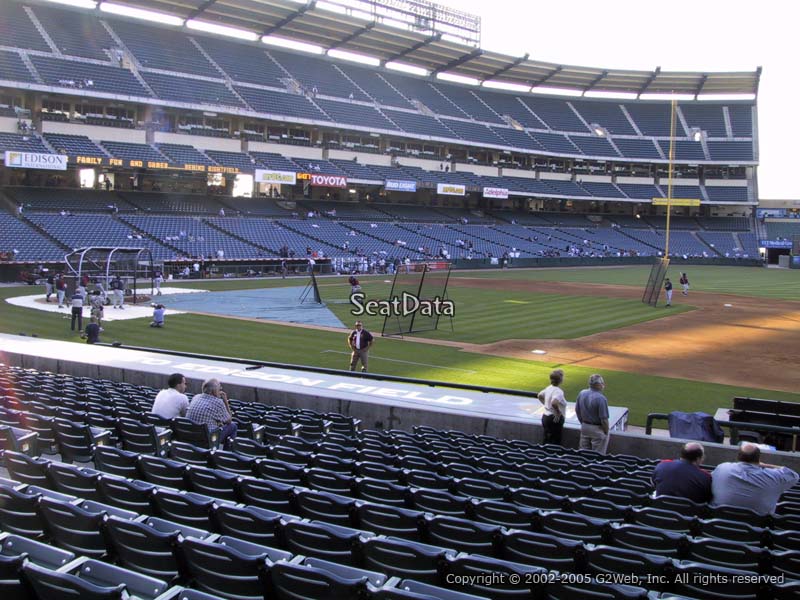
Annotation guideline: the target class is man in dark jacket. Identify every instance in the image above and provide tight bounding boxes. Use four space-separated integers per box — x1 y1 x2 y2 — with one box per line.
652 442 712 504
347 321 373 372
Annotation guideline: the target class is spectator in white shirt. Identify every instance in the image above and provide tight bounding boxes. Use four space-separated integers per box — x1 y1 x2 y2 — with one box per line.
151 373 190 419
538 369 567 445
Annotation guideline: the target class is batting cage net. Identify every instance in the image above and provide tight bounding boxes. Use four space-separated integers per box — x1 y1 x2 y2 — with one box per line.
299 270 323 305
382 262 452 337
642 257 670 307
64 247 154 304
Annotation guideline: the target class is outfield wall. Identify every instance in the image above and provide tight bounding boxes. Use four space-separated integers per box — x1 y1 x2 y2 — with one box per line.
2 333 798 470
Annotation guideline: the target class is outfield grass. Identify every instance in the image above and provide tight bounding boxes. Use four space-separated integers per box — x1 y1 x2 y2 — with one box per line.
451 265 800 300
314 279 693 343
2 266 799 427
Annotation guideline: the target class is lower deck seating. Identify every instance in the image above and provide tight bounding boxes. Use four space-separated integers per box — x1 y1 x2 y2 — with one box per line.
0 363 797 600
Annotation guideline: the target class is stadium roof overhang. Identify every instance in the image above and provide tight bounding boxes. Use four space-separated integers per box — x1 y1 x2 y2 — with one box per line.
106 0 761 97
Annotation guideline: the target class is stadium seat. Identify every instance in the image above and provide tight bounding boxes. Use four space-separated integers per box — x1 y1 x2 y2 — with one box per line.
169 441 212 466
708 504 771 528
0 425 38 456
685 537 763 572
214 504 294 547
46 462 101 500
567 497 630 521
280 520 361 565
18 413 57 454
536 511 608 544
185 466 239 501
171 418 220 449
150 489 216 530
584 545 674 587
649 494 707 517
237 477 295 513
230 438 271 458
0 484 47 538
355 461 403 483
97 475 155 514
22 562 127 600
3 450 50 486
422 515 502 556
409 489 469 518
52 418 110 462
354 477 408 506
0 533 75 573
442 554 545 599
357 537 451 584
605 523 686 557
117 418 171 456
139 455 188 489
355 503 425 541
695 518 767 546
267 561 368 600
293 489 357 527
208 449 256 476
501 529 584 572
626 507 696 533
767 549 800 582
468 499 537 530
180 536 278 600
38 497 109 558
311 453 355 475
254 458 306 486
103 516 183 583
93 446 140 478
543 578 650 600
671 563 766 599
404 469 453 491
378 579 493 600
509 487 567 511
305 468 355 495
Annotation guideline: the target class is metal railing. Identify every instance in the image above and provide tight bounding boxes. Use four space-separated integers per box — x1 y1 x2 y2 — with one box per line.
646 412 800 451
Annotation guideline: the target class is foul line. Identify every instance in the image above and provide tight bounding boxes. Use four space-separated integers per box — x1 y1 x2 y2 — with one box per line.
320 350 478 373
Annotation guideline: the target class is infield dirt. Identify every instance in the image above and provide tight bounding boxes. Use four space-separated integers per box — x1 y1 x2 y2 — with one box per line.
450 278 800 393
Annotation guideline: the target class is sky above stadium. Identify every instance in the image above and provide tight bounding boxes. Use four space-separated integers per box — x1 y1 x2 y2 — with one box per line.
440 0 797 199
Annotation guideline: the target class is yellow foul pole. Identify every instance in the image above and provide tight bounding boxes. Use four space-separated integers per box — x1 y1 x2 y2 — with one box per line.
664 97 677 258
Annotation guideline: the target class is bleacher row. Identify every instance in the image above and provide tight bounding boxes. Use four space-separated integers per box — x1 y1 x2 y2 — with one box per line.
0 2 755 163
1 363 799 600
1 188 759 262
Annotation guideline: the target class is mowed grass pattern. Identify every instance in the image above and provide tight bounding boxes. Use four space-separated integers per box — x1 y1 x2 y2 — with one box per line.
452 265 800 300
303 279 692 343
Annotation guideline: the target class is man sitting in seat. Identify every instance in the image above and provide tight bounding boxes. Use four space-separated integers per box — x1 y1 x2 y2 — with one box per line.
652 442 712 504
186 378 237 447
151 373 189 419
711 442 799 515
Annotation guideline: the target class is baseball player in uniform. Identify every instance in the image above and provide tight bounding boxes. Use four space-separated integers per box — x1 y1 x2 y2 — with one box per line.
680 272 690 296
110 275 125 310
348 275 362 295
664 278 673 307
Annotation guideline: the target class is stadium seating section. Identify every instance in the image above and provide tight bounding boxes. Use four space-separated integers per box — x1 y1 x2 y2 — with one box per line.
0 1 757 164
0 1 764 266
0 362 797 600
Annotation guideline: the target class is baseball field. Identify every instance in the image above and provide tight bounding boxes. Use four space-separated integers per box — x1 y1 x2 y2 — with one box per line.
1 264 799 426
